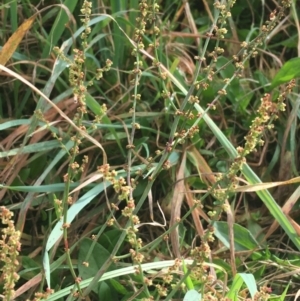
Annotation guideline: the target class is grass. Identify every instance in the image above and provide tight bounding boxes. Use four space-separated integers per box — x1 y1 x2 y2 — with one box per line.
0 0 300 300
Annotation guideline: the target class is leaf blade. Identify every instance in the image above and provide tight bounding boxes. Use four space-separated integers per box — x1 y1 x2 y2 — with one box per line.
0 15 36 66
270 57 300 89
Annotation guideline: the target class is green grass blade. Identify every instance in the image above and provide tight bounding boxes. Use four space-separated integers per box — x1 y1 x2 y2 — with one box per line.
43 260 196 301
182 259 194 290
0 183 78 193
8 0 17 32
42 0 79 58
0 140 61 158
226 273 257 300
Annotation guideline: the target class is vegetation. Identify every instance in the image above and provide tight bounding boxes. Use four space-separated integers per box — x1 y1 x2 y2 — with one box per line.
0 0 299 300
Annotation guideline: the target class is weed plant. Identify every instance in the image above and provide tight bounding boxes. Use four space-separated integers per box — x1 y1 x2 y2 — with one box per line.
0 0 299 300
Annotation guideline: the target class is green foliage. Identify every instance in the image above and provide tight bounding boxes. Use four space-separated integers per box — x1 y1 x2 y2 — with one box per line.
214 221 261 251
0 0 299 300
270 57 300 89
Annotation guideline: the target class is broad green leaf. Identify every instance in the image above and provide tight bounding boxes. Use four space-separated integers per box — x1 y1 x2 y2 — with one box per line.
214 221 261 251
78 238 113 280
270 57 300 89
98 229 124 253
216 56 235 78
98 282 114 300
183 290 201 301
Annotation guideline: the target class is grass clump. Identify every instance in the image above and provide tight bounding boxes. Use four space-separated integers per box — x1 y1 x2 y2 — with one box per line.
0 0 299 300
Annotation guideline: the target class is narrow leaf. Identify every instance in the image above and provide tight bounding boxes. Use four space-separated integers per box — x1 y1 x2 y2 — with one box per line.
226 273 257 299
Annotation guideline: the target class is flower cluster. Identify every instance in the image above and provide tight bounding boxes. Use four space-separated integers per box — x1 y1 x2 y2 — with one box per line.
0 207 21 301
98 164 141 249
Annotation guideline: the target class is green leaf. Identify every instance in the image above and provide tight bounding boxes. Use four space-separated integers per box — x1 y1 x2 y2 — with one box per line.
43 260 195 301
104 132 128 140
270 57 300 89
109 278 128 295
216 56 235 78
98 229 124 253
42 0 79 58
97 281 113 301
19 256 41 280
183 290 202 301
0 140 61 158
78 238 114 292
182 259 194 290
0 183 78 193
239 273 257 297
276 282 289 301
226 273 257 300
214 221 261 251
